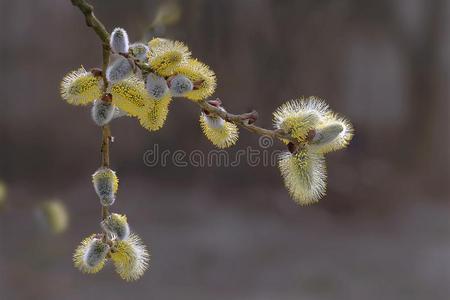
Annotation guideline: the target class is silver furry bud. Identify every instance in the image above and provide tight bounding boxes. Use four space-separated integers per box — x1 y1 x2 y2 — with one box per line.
91 100 115 126
110 27 129 54
312 123 344 145
146 73 169 100
84 238 110 268
101 213 130 240
106 56 133 84
92 168 118 206
130 43 149 62
169 74 193 97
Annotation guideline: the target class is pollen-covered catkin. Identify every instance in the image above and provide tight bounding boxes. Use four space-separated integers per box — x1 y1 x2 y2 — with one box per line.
273 97 330 143
168 74 193 97
173 58 216 100
92 168 119 206
110 27 129 54
110 233 150 281
73 235 109 274
101 213 130 240
109 75 149 116
146 73 169 100
91 100 115 126
106 56 133 83
278 148 327 206
60 67 102 106
138 95 171 131
147 38 191 76
199 112 239 148
130 43 149 62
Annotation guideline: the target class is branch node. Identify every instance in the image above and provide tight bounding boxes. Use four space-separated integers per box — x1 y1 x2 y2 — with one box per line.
240 110 258 125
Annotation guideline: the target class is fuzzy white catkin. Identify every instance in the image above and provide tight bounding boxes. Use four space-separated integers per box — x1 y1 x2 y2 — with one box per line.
146 73 169 99
130 43 149 62
203 106 226 129
312 124 343 145
110 28 129 54
84 239 109 268
93 169 117 206
203 113 225 129
101 214 130 240
91 100 115 126
96 178 115 206
106 56 133 83
169 74 193 97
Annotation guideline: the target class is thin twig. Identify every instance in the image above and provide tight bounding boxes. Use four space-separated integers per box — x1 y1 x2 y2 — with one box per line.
71 0 111 221
101 125 111 168
197 100 296 142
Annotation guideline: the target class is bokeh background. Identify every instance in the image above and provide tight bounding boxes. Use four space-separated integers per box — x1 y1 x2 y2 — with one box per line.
0 0 449 299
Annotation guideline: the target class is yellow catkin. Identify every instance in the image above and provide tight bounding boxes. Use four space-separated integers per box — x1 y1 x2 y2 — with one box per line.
199 115 239 148
109 75 149 117
138 94 172 131
60 67 102 105
110 233 150 281
273 97 330 143
174 59 216 101
278 148 327 205
147 38 190 77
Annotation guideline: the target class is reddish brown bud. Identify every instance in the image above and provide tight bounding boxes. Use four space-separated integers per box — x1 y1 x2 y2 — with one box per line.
241 110 258 125
101 93 113 103
287 142 299 154
207 98 222 107
90 68 103 77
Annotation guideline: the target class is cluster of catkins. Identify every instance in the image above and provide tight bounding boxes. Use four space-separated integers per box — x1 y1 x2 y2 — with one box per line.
73 168 149 281
61 26 354 281
273 97 353 205
60 27 238 149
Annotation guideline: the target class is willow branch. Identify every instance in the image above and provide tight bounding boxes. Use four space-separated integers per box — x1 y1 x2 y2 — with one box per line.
71 0 110 87
71 0 111 221
197 100 296 143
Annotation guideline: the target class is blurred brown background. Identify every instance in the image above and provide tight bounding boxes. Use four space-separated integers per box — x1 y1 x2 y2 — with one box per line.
0 0 449 299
